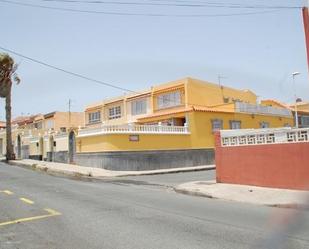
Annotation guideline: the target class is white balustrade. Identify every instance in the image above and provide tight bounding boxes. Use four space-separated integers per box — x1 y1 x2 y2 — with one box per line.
77 124 190 137
235 102 292 117
221 127 309 147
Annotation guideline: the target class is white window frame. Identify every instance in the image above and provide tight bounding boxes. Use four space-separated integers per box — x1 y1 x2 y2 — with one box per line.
301 116 309 127
131 99 147 116
229 120 241 130
109 106 121 120
157 91 181 109
211 119 223 132
45 120 54 129
88 111 101 124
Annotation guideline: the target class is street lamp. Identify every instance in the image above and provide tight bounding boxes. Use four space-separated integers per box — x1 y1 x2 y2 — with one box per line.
292 72 300 128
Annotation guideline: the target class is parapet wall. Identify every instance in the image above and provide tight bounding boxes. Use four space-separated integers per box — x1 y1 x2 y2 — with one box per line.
215 128 309 190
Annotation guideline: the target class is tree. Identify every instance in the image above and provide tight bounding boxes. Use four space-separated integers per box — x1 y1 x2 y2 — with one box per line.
0 53 20 161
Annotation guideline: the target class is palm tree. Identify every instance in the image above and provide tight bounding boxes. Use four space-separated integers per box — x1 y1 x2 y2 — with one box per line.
0 53 20 160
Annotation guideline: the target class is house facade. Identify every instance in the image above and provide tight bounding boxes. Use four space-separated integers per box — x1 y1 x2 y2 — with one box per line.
0 111 84 161
261 99 309 128
74 77 294 170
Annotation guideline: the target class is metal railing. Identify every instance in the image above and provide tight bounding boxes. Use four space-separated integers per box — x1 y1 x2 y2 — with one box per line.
221 127 309 147
235 102 292 117
77 123 190 137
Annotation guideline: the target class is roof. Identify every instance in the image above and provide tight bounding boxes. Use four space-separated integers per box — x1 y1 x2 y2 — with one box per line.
137 104 235 121
12 114 39 125
191 105 235 113
84 77 260 112
261 99 293 110
186 77 257 96
288 101 309 107
85 89 151 111
137 107 192 121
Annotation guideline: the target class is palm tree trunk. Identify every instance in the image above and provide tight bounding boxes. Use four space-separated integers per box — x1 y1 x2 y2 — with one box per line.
5 85 14 161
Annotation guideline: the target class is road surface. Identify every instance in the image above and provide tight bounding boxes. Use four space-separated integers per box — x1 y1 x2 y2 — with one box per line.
0 162 308 249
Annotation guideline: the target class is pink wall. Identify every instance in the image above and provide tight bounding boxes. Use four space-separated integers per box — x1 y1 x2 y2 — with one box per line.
215 133 309 190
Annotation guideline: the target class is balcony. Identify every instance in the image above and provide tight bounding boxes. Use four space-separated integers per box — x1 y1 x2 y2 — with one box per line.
77 123 190 138
235 102 292 117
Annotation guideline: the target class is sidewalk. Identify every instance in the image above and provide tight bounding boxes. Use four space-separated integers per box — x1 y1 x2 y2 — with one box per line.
8 159 215 178
174 181 309 209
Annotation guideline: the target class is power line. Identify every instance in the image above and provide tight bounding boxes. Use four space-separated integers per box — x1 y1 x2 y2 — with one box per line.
0 45 292 114
30 0 302 9
0 0 293 17
0 46 137 94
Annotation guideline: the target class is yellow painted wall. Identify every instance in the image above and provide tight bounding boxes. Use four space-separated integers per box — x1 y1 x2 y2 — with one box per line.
83 77 259 127
77 133 192 153
186 78 257 107
53 112 84 130
297 103 309 112
77 110 293 152
189 111 293 148
260 100 287 109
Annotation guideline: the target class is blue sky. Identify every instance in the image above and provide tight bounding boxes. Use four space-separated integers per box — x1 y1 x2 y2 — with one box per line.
0 0 308 119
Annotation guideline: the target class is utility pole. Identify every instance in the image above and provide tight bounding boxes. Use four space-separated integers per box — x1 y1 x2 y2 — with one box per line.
218 74 227 101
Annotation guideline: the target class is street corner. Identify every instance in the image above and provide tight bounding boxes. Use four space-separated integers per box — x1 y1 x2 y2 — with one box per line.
174 181 217 198
173 181 309 209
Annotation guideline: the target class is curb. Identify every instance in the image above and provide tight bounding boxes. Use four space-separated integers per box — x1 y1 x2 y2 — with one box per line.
8 161 93 179
173 187 216 199
173 186 309 210
7 160 216 180
116 166 216 177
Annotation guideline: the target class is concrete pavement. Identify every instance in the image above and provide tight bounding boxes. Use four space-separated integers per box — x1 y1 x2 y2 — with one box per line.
175 181 309 209
9 159 215 178
0 162 309 249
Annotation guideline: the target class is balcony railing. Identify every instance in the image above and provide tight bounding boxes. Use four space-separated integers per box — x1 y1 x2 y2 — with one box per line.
221 127 309 147
235 102 292 117
77 123 190 137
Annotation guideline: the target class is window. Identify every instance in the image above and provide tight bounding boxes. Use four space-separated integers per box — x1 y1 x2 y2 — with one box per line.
131 99 147 116
157 91 181 109
34 122 43 129
60 127 67 133
260 122 270 129
88 111 101 124
301 116 309 127
45 120 54 129
109 106 121 119
230 120 241 129
211 119 223 132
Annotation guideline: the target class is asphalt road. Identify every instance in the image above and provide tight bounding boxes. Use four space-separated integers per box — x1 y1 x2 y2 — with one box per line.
0 162 308 249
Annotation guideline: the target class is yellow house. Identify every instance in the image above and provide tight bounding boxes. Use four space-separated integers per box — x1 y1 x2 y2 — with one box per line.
0 111 84 161
75 77 293 171
261 99 309 128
